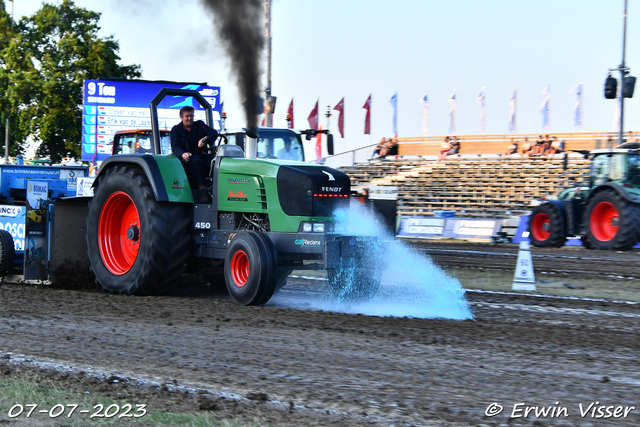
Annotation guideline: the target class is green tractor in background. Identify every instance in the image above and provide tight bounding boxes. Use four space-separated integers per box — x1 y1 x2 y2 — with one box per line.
86 89 379 305
529 143 640 251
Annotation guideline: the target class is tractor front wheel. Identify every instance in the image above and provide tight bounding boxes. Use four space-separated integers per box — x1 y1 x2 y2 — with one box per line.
224 231 277 305
86 165 190 294
583 189 640 251
529 203 566 248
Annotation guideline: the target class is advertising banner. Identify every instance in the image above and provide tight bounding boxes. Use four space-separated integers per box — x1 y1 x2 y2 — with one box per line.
0 205 26 252
82 80 221 162
25 181 49 280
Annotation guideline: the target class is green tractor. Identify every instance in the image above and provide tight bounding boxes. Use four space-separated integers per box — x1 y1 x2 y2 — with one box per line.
529 143 640 251
86 88 378 305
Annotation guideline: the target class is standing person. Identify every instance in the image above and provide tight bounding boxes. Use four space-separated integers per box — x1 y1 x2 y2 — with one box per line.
170 106 219 190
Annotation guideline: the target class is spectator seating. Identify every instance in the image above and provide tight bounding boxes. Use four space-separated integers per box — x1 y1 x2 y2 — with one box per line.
341 154 591 219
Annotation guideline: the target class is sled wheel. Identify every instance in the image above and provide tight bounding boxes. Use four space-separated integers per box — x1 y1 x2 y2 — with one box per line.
529 203 566 248
86 165 190 294
583 189 640 251
224 231 276 305
0 230 15 277
327 267 381 302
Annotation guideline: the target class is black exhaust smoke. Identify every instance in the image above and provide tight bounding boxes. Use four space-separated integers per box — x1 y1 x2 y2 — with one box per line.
199 0 265 128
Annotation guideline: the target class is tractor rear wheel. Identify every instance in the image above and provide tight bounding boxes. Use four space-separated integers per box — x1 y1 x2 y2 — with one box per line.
327 267 380 302
0 230 14 277
224 231 277 305
583 189 640 251
529 203 566 248
86 165 190 294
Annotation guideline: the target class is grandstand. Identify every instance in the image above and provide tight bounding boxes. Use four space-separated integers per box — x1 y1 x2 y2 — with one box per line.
337 132 602 219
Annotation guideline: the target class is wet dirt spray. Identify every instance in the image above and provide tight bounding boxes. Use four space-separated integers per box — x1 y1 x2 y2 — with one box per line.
270 203 474 320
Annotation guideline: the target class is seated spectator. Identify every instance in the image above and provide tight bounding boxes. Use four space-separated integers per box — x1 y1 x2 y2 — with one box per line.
547 136 564 157
379 137 398 158
503 138 518 156
372 138 387 158
449 136 460 155
532 135 547 155
627 131 638 143
438 136 451 161
520 138 532 157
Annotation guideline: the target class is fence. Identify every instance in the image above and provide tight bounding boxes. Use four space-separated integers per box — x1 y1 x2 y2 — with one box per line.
310 143 377 168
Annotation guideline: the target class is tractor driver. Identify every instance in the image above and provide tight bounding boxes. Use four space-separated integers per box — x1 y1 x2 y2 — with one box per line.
277 136 299 161
170 106 219 190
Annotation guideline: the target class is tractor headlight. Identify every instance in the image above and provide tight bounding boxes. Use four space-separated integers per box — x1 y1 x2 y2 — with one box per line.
302 222 312 232
313 223 325 233
300 222 326 233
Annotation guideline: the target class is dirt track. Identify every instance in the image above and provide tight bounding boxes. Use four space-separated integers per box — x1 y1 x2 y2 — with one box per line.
2 244 640 426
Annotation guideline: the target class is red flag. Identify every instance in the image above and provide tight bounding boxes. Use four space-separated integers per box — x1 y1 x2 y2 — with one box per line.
363 94 371 135
333 98 344 138
287 98 294 129
308 100 319 130
315 125 322 160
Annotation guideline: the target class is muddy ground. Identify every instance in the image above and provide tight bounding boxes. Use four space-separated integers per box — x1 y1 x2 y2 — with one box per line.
1 243 640 426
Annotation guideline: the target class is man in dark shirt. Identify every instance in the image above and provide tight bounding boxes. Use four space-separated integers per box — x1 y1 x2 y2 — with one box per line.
170 106 219 190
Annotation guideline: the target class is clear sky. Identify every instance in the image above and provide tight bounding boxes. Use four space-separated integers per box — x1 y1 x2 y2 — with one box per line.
7 0 640 154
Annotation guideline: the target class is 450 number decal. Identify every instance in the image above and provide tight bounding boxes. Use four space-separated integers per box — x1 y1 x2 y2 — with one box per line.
194 222 211 229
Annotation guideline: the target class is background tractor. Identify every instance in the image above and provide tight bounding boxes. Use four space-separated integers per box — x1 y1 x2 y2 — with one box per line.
529 143 640 251
86 88 378 305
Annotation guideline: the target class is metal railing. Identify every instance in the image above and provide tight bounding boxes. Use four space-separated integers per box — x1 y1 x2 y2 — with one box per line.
309 143 378 168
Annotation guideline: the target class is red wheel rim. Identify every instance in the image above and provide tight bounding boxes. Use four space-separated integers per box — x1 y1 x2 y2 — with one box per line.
231 250 249 287
591 201 619 242
531 212 551 241
98 191 140 275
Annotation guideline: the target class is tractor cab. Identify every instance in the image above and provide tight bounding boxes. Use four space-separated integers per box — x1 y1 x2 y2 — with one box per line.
588 148 640 187
222 127 333 162
111 129 172 156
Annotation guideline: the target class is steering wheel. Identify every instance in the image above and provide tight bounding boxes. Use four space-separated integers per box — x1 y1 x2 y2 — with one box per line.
200 134 228 155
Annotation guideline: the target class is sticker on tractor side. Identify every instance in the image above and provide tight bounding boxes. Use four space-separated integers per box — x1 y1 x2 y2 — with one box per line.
227 178 250 184
171 178 183 189
227 190 248 201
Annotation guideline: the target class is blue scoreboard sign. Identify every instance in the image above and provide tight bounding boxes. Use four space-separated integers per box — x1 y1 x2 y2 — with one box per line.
82 80 221 162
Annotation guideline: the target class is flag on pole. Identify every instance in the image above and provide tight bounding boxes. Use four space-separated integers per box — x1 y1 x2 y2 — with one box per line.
333 97 344 138
315 125 323 160
287 98 294 129
614 84 622 132
448 90 456 135
477 87 486 135
508 89 517 133
308 100 319 130
363 94 372 135
389 93 398 137
419 93 429 138
570 83 583 131
541 85 551 132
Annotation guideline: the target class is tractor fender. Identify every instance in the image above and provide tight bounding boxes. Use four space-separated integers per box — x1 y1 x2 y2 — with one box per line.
94 155 193 203
539 199 565 215
586 183 640 206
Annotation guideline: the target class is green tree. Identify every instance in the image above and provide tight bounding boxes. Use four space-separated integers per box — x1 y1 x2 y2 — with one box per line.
1 0 140 162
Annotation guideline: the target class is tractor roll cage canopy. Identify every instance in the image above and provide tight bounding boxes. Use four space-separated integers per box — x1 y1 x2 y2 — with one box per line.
149 88 214 155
